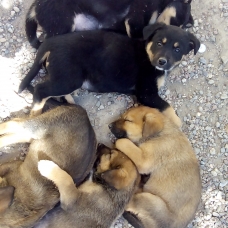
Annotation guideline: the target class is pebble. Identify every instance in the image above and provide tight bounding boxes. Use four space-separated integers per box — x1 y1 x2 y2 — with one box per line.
208 80 214 84
13 7 20 12
220 94 228 99
0 38 6 42
198 44 206 53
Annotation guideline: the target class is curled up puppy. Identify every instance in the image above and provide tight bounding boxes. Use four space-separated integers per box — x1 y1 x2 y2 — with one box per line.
109 106 202 228
34 144 140 228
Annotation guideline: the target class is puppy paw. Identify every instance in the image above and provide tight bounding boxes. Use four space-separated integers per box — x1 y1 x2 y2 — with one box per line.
38 160 59 179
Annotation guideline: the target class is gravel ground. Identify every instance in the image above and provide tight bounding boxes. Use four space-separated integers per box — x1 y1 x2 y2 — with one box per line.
0 0 227 227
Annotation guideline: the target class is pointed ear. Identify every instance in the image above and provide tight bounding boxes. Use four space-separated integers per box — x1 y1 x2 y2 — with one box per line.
102 169 127 190
143 23 166 40
188 32 200 55
142 112 164 138
0 186 15 213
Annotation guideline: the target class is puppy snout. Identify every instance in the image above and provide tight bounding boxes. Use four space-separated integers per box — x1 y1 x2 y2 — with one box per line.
158 58 167 66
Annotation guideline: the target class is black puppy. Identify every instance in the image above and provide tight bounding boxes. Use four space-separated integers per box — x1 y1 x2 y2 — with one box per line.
119 0 194 38
26 0 133 48
19 23 200 126
26 0 193 48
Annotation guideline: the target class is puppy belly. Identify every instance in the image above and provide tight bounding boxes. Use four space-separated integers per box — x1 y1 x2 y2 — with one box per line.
72 14 101 31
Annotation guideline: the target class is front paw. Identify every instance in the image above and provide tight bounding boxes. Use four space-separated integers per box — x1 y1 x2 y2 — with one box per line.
115 138 132 151
38 160 59 179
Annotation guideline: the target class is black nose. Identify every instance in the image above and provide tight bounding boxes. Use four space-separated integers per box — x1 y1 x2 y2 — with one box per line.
158 58 167 66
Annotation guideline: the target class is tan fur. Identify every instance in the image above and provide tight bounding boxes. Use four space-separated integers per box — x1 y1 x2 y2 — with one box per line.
157 7 177 25
156 75 166 89
34 146 139 228
0 105 97 228
146 41 154 62
149 11 158 24
162 37 167 43
111 106 201 228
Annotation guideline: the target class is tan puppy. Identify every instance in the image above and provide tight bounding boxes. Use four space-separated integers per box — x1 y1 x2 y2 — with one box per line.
109 106 201 228
34 144 140 228
0 105 97 228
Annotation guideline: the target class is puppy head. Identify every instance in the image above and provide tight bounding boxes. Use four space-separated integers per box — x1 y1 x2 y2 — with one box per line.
143 23 200 71
94 144 139 190
109 106 164 142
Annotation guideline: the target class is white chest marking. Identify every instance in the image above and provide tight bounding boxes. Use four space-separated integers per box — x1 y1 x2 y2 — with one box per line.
72 13 101 31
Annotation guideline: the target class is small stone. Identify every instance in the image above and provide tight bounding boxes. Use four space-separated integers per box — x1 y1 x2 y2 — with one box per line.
96 101 100 107
13 7 20 12
0 38 6 42
182 78 186 83
8 28 13 33
210 148 216 155
198 44 206 53
216 122 220 128
220 180 228 187
212 212 220 217
220 94 228 99
199 57 207 64
99 105 104 110
11 11 15 16
208 80 214 84
211 170 217 176
221 148 225 153
182 61 187 66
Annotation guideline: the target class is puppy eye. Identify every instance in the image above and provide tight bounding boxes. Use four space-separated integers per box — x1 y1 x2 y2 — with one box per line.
125 119 132 122
175 47 180 53
115 165 121 169
157 41 162 47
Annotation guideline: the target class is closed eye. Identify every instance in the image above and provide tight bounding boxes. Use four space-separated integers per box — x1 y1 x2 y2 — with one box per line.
124 119 133 122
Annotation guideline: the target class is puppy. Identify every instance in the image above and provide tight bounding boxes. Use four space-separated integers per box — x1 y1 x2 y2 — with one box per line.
26 0 133 48
19 23 200 126
123 0 193 38
109 106 201 228
0 105 97 228
33 144 140 228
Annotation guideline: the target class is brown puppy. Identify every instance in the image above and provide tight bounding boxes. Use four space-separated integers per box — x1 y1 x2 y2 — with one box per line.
33 144 140 228
0 105 97 228
109 106 201 228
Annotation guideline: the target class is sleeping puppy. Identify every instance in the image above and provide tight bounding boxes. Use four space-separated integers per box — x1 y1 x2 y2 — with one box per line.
0 105 97 228
33 144 140 228
109 106 201 228
19 23 200 127
122 0 194 38
26 0 133 48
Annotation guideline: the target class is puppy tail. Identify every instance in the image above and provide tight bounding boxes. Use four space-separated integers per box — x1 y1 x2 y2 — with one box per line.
25 4 41 49
123 211 145 228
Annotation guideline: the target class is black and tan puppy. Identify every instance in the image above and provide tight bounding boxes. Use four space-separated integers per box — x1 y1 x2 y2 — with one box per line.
26 0 193 48
19 23 200 126
121 0 193 38
33 144 140 228
25 0 133 48
109 106 201 228
0 105 97 228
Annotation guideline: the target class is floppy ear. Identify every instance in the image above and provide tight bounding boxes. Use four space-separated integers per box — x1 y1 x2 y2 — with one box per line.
188 32 200 55
102 169 126 190
142 112 164 138
0 186 15 213
143 23 166 40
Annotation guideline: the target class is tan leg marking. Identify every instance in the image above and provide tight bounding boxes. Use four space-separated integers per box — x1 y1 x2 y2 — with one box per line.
146 42 154 62
157 75 166 89
39 51 50 64
162 106 182 128
30 97 50 117
125 18 131 37
64 94 75 104
157 7 176 25
149 11 158 24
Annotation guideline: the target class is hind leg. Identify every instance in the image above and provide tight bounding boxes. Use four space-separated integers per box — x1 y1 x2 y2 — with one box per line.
0 119 33 148
31 79 82 116
38 160 78 211
126 192 173 228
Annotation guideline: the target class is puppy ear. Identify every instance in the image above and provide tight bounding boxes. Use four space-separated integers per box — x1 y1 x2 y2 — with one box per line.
0 186 15 213
142 112 164 138
102 169 126 190
188 33 200 55
143 23 166 40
